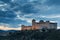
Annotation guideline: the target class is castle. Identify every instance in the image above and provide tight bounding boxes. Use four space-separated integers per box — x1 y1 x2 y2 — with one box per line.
21 19 57 30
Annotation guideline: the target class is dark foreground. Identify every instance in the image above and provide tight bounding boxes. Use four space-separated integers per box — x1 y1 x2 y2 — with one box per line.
0 29 60 40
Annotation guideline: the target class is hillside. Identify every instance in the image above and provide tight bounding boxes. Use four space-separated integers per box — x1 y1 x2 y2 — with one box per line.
0 29 60 40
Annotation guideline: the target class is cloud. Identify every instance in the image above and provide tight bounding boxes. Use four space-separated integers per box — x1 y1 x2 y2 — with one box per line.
0 0 60 28
0 0 10 3
0 2 10 11
11 0 15 2
10 0 41 14
45 0 60 6
16 14 32 23
57 27 60 29
0 11 16 18
50 21 57 23
0 3 7 7
39 15 60 18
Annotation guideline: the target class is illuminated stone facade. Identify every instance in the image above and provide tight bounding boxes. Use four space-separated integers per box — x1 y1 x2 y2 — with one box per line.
21 19 57 30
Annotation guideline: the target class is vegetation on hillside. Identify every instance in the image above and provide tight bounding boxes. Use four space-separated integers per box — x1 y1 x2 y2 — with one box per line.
0 29 60 40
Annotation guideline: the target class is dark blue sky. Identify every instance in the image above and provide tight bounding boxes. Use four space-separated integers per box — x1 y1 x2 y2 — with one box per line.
0 0 60 28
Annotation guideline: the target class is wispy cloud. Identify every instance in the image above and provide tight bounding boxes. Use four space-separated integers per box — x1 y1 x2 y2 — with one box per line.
39 15 60 18
16 14 32 23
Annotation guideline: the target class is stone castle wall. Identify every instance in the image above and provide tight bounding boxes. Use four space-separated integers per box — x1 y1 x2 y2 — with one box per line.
21 19 57 30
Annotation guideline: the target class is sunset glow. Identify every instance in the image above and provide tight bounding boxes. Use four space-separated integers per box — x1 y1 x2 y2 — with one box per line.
0 26 21 30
